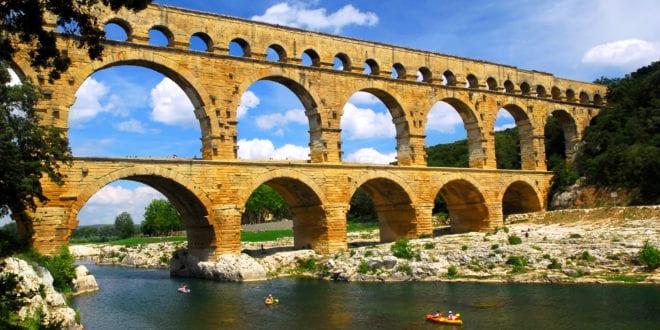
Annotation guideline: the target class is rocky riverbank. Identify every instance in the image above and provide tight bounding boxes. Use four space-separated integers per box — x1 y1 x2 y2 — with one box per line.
70 206 660 284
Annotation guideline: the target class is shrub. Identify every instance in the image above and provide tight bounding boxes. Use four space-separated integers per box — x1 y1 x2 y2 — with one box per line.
508 235 522 245
42 246 76 293
357 260 369 274
299 257 317 272
569 233 582 239
581 251 596 262
639 241 660 270
547 258 562 270
506 255 528 273
391 238 413 260
397 263 413 276
447 265 458 278
424 242 435 250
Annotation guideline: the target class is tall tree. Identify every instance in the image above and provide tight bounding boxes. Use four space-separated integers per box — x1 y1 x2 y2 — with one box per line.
1 0 151 81
114 211 135 239
141 199 183 236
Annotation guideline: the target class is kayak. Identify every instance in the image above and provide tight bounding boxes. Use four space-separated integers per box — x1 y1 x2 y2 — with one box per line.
264 298 279 305
177 288 190 293
425 314 463 326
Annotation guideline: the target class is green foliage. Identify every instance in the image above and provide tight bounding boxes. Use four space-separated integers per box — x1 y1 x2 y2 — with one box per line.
495 127 521 169
605 274 648 283
575 62 660 204
0 271 27 328
506 255 528 273
569 233 582 239
42 246 76 292
397 263 413 276
114 212 135 239
0 65 72 225
357 260 369 274
581 251 596 262
639 241 660 270
0 0 152 81
508 235 522 245
241 230 292 242
298 257 317 272
447 265 458 278
347 188 376 222
547 258 562 270
0 223 28 257
243 185 290 224
426 140 469 167
390 238 413 259
141 199 183 236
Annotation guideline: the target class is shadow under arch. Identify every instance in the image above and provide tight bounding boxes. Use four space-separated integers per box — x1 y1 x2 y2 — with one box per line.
439 97 484 168
350 172 417 243
438 178 489 232
69 165 214 259
502 180 543 220
548 108 579 161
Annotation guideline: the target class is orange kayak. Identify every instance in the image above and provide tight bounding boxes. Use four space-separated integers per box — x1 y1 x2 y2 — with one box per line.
425 314 463 326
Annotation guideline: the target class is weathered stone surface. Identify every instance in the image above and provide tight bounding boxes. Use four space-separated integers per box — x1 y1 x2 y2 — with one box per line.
70 265 99 295
0 258 82 329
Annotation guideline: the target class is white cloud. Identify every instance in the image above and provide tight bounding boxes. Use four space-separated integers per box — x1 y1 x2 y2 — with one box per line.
150 78 197 128
425 102 463 134
494 110 515 131
70 78 112 125
81 184 164 225
344 148 396 164
237 90 260 119
341 103 395 140
237 138 308 160
255 109 307 131
114 119 148 134
7 68 20 86
252 2 378 34
348 91 380 105
582 39 660 68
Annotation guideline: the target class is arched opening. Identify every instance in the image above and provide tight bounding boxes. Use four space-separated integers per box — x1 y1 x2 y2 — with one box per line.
520 82 531 95
391 63 406 79
503 80 515 93
364 59 379 75
579 91 590 104
546 110 578 163
502 181 542 220
438 179 489 232
266 44 287 62
493 108 521 169
425 100 470 168
236 77 315 161
189 32 212 52
536 85 547 98
443 70 457 86
340 91 398 164
347 187 379 245
551 86 562 100
148 26 173 47
68 64 201 159
229 38 250 57
356 178 415 243
333 53 351 71
486 77 498 91
566 89 576 102
418 67 432 83
104 20 130 41
466 74 479 89
593 94 603 106
301 49 320 67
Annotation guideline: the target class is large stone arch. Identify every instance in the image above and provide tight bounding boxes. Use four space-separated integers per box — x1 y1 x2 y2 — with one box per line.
499 102 535 170
502 180 543 220
68 165 214 258
435 176 490 232
349 171 418 242
546 108 579 161
439 97 485 168
241 169 329 251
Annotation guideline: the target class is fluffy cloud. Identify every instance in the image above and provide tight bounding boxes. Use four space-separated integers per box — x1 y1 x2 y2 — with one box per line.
341 103 395 140
255 109 307 134
494 110 515 131
252 2 378 33
237 138 308 160
237 90 260 119
582 39 660 68
348 91 380 105
150 78 197 128
425 102 463 134
80 184 164 225
69 78 112 125
344 148 396 164
114 119 150 134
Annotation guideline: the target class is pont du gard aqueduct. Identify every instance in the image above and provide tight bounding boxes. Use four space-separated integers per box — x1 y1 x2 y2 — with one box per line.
11 4 605 261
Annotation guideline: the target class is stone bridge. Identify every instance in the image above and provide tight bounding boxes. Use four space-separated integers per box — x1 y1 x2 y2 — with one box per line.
9 4 605 260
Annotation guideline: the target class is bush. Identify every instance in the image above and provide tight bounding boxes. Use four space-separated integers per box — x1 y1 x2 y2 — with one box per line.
639 241 660 270
447 265 458 278
391 239 413 260
41 246 76 292
547 258 562 270
508 235 522 245
357 260 369 274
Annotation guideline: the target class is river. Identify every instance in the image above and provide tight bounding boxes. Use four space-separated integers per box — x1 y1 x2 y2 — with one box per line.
71 264 660 329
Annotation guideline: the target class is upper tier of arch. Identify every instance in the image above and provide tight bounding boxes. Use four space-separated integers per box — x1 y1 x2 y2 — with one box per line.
44 4 605 105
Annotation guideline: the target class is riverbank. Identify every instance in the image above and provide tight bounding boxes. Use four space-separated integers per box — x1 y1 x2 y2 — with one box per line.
70 206 660 284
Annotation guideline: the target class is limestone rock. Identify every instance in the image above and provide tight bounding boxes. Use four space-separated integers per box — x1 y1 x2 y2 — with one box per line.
70 265 99 295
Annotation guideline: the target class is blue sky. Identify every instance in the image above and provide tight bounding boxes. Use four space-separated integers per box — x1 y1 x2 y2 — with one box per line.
4 0 659 226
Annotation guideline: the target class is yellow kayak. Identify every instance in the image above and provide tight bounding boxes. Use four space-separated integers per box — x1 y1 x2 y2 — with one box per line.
425 313 463 326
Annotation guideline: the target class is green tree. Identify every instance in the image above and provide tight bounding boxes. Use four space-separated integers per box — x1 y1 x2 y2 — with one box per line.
495 127 520 169
114 211 135 239
0 66 71 225
426 140 469 167
243 185 290 224
141 199 183 236
575 61 660 204
347 188 376 222
1 0 151 82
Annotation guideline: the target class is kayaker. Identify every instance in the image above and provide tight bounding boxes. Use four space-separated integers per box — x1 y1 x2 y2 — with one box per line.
433 311 442 318
448 311 455 320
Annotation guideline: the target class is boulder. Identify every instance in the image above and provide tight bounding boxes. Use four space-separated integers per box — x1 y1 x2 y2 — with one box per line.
70 265 99 295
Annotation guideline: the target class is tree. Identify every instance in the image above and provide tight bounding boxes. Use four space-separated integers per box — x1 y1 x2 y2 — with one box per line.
141 199 183 236
1 0 151 82
0 66 71 224
114 211 135 239
243 185 290 224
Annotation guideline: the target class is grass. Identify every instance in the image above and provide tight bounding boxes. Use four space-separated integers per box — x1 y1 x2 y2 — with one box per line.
605 274 648 283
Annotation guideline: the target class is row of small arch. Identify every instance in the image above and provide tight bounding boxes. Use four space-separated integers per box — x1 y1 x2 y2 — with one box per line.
101 17 604 106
